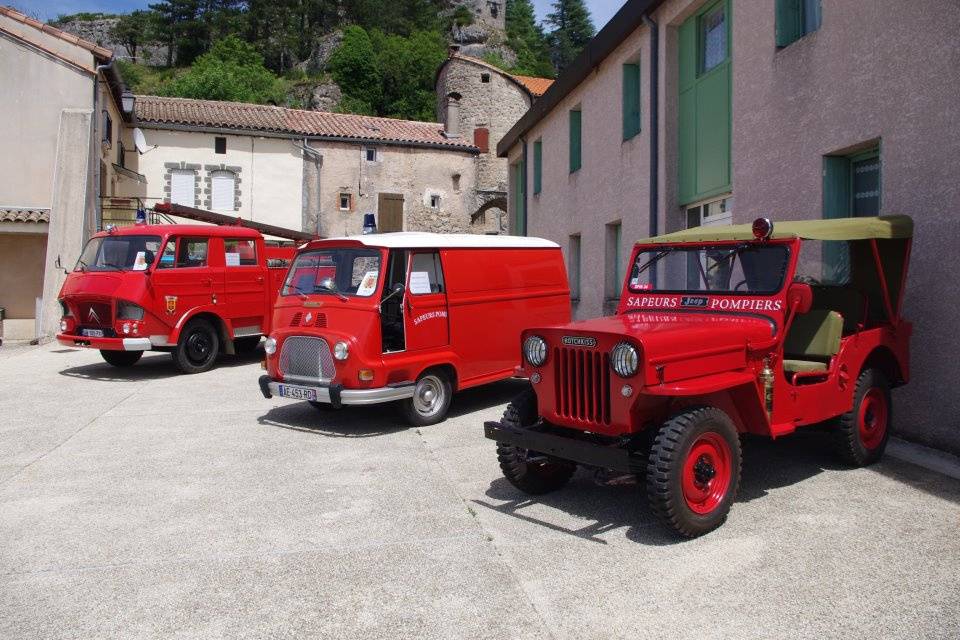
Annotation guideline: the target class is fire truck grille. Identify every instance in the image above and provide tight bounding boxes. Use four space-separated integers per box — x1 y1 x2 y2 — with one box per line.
554 347 611 426
279 336 335 383
77 301 112 327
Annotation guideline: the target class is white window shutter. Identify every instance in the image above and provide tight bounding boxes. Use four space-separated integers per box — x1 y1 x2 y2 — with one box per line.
211 171 235 211
170 170 194 206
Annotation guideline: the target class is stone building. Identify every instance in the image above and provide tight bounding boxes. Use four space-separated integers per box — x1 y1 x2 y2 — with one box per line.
131 95 482 237
498 0 960 454
435 51 552 233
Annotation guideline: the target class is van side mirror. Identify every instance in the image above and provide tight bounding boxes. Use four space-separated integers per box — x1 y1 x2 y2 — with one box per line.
787 281 813 315
379 282 405 311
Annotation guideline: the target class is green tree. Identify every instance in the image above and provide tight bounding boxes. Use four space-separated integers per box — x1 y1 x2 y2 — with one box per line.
372 29 447 120
505 0 555 77
164 35 285 103
546 0 595 72
328 26 383 115
111 10 153 62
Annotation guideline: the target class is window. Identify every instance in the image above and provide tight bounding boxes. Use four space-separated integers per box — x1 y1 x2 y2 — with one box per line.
282 249 382 297
215 137 226 154
568 234 581 300
409 252 445 294
630 245 789 295
699 2 727 74
776 0 822 48
510 160 526 235
118 142 125 169
339 193 352 211
605 222 623 299
102 110 112 145
429 194 441 209
365 147 377 162
158 238 208 269
481 73 490 83
569 108 582 173
210 170 236 212
533 139 543 195
224 238 257 266
473 127 490 153
170 169 195 206
622 62 641 140
686 196 733 228
823 146 881 219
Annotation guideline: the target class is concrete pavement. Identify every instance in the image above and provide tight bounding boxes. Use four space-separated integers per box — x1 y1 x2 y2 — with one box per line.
1 343 958 639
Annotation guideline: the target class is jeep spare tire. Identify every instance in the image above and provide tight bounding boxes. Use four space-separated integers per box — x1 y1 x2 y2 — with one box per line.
172 318 220 374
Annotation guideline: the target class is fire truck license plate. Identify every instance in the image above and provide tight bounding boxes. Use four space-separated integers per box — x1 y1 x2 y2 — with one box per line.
278 384 317 401
81 328 104 338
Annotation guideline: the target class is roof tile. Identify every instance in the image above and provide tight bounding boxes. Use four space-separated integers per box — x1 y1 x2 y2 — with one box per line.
0 6 112 60
0 208 51 223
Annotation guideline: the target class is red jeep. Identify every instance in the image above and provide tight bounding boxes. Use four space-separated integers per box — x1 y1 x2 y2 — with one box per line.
485 216 913 537
57 224 296 373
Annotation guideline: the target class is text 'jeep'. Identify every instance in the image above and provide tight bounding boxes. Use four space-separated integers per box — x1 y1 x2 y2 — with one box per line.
485 215 913 537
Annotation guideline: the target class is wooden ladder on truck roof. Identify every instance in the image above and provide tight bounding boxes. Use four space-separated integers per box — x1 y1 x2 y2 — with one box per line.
151 202 318 244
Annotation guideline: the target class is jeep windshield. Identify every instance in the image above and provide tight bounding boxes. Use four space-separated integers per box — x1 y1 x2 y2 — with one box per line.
282 248 382 298
75 235 162 272
628 244 789 295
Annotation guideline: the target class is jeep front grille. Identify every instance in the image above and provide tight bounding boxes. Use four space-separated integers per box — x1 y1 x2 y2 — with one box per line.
279 336 335 383
554 346 611 425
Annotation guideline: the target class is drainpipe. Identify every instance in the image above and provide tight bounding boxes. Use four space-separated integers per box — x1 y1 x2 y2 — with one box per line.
91 58 113 237
642 14 659 239
521 137 529 236
294 138 323 236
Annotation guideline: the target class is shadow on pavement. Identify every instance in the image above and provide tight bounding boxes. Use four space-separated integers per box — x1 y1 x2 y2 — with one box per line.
58 348 264 382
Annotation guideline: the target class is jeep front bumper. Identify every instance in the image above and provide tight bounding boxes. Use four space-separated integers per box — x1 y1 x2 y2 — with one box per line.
259 375 415 408
484 420 644 473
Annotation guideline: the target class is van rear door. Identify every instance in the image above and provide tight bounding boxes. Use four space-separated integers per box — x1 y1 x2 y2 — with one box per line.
222 236 267 337
403 251 450 351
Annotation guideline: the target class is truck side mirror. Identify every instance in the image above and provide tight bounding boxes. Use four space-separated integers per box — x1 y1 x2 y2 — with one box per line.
787 281 813 315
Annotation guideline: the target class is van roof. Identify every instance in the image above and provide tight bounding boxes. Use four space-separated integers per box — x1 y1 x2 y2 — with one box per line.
312 232 559 249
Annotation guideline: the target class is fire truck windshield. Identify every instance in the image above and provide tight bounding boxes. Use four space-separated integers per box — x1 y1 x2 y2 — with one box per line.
76 235 162 272
629 244 789 295
282 248 382 298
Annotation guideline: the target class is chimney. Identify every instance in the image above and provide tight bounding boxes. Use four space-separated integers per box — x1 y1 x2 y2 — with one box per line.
444 93 461 138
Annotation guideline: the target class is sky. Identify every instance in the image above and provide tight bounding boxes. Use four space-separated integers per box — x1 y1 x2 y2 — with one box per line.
21 0 625 32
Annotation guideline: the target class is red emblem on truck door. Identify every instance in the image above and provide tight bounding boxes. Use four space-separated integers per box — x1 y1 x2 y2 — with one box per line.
165 296 177 314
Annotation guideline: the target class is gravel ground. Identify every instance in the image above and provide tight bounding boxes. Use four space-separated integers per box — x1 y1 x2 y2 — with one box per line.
1 343 958 639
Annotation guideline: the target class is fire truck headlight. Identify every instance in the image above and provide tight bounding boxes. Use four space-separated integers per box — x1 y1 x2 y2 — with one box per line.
122 323 131 335
333 341 349 361
60 320 68 332
523 335 548 367
264 336 278 355
117 301 145 321
611 342 639 378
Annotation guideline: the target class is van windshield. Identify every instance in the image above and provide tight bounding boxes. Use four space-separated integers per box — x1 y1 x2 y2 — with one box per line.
629 244 789 295
76 235 162 272
282 248 382 298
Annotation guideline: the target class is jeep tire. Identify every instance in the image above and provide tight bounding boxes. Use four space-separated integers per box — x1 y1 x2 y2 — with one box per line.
834 368 891 466
647 406 742 538
496 387 576 495
100 349 143 367
172 318 220 374
400 370 452 426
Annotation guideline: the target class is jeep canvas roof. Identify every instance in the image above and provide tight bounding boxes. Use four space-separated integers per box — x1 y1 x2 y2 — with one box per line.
637 215 913 244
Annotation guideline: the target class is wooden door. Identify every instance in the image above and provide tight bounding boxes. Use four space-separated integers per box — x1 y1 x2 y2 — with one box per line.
378 193 404 232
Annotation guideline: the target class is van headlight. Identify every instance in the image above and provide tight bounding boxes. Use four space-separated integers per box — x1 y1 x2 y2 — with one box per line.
523 335 548 367
264 336 278 355
611 342 639 377
333 341 349 360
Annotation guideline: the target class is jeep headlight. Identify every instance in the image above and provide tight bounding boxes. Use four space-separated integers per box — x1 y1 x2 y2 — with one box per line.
264 336 278 355
333 341 349 361
611 342 639 378
117 301 145 321
523 335 548 367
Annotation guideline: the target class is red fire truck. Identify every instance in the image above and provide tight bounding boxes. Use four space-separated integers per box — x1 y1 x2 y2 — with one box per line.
56 205 307 373
485 215 913 537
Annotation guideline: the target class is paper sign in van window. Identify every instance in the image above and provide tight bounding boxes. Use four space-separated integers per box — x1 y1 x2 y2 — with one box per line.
409 271 432 295
356 271 378 296
132 251 148 271
225 252 240 266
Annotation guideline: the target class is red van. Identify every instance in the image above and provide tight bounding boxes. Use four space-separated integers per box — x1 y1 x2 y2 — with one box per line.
258 232 570 425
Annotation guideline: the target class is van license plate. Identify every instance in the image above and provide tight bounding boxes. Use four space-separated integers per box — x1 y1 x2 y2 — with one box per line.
278 384 317 401
81 329 104 338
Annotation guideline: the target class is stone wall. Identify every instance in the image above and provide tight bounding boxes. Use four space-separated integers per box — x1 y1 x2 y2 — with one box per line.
55 18 170 64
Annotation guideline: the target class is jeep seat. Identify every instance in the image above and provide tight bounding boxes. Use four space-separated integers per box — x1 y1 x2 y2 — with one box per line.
783 310 843 376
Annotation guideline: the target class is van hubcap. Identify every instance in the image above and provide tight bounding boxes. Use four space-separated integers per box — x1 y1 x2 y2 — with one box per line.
412 375 444 417
681 432 732 515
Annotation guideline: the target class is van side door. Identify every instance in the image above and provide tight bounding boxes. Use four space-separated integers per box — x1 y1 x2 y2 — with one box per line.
223 236 267 337
403 251 450 351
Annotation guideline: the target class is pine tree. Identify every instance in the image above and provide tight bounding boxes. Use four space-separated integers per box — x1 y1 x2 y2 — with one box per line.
505 0 554 78
546 0 595 73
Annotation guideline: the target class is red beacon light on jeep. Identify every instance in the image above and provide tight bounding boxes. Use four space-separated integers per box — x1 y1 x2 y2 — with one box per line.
752 216 774 241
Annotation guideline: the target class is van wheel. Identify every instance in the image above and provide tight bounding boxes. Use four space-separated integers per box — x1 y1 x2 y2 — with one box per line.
100 350 142 367
834 368 891 466
400 370 452 426
496 388 576 495
172 318 220 374
647 406 742 538
233 336 261 354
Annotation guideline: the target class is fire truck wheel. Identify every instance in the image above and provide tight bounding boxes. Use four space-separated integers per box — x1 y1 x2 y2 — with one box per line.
835 368 891 466
401 370 452 426
99 350 143 367
496 388 576 495
646 406 742 538
172 318 220 374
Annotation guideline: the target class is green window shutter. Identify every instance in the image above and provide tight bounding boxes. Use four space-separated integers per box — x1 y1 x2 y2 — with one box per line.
569 110 582 173
822 156 851 219
776 0 802 47
533 140 542 194
622 63 641 140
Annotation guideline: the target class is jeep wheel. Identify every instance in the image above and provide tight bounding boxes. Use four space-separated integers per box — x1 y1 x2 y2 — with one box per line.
496 387 576 495
100 349 143 367
172 318 220 374
400 370 452 426
834 368 891 466
647 406 742 538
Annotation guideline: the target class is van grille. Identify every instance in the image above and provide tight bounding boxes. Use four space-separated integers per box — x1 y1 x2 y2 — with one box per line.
289 312 327 328
279 336 335 383
554 346 611 425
